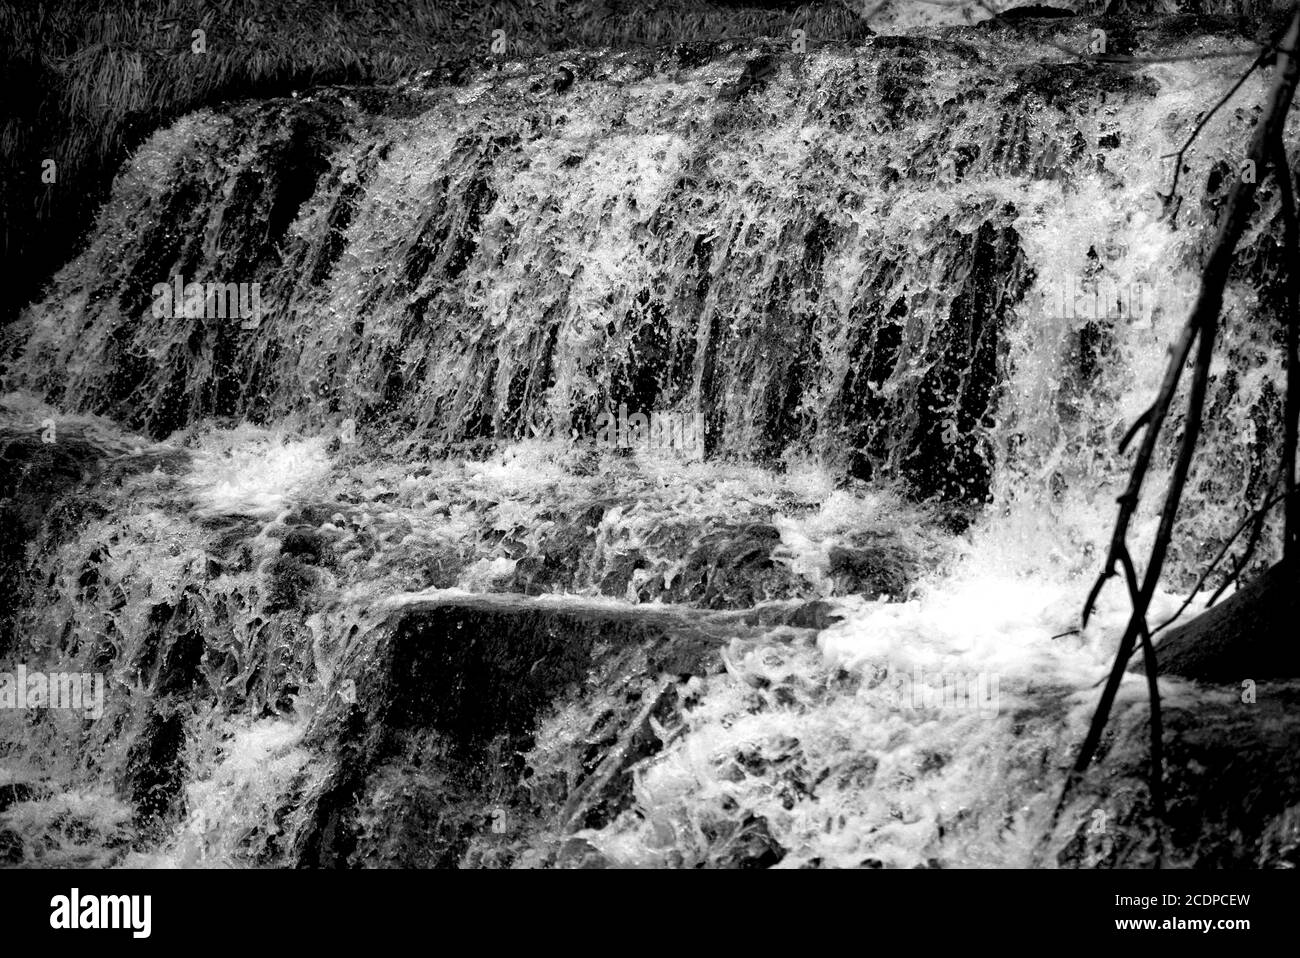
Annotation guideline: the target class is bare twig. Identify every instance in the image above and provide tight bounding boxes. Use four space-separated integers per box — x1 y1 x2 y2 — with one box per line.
1083 15 1300 631
1060 6 1300 826
1158 51 1267 223
1205 483 1282 607
1063 270 1220 820
1118 406 1152 454
1080 314 1198 629
1149 486 1285 639
1102 481 1285 680
1118 545 1164 824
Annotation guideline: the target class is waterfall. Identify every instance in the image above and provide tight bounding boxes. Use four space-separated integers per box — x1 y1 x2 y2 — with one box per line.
1 26 1293 868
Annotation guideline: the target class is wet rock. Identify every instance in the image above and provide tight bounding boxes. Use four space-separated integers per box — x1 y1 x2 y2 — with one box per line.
134 592 207 696
738 599 844 630
421 550 464 588
0 782 35 813
1059 680 1300 867
665 522 807 609
507 500 608 595
0 828 22 864
369 596 718 746
349 765 473 869
709 815 785 869
551 66 575 95
555 836 608 868
718 54 781 102
125 708 188 838
597 549 649 597
992 5 1076 20
507 510 814 609
0 422 184 654
836 754 880 790
280 526 326 564
509 547 575 595
201 514 260 572
827 533 919 599
285 502 348 526
785 599 843 629
1257 803 1300 867
1138 560 1300 682
292 594 741 868
262 554 316 613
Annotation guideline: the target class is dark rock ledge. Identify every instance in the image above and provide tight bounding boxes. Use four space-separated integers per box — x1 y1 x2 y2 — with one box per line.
285 593 826 868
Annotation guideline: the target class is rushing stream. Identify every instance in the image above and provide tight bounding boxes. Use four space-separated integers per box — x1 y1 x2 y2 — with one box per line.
1 18 1296 868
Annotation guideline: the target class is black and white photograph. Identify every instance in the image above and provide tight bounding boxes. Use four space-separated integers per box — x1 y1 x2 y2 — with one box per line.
1 0 1298 938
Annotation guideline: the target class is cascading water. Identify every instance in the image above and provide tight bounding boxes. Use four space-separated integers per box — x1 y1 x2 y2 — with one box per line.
2 20 1297 868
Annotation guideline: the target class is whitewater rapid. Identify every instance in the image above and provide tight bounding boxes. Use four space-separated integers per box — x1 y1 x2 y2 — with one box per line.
3 23 1296 867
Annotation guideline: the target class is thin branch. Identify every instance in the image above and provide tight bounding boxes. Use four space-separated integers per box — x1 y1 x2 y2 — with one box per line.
1119 406 1152 455
1205 486 1279 607
1158 52 1267 223
1118 545 1164 824
1081 567 1117 629
1061 5 1300 829
1149 486 1285 639
1080 311 1199 629
1063 275 1220 821
1083 14 1300 632
1103 480 1285 677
